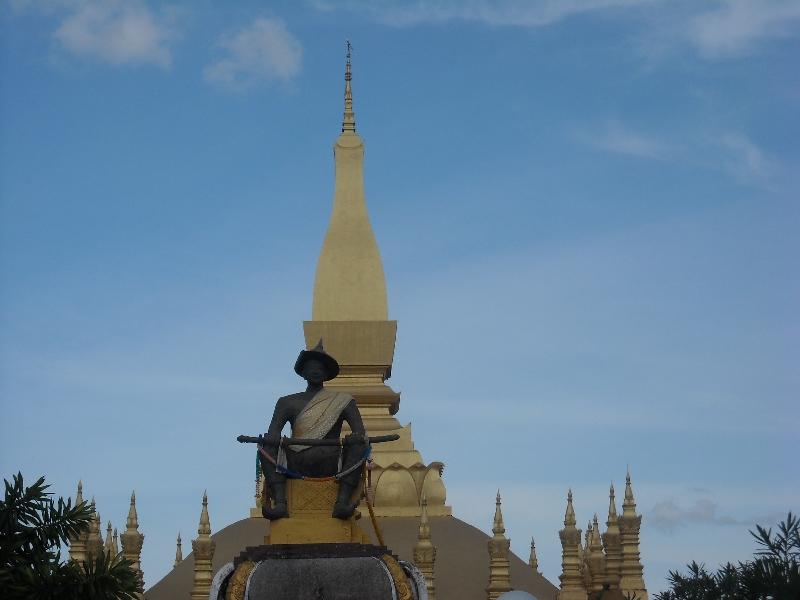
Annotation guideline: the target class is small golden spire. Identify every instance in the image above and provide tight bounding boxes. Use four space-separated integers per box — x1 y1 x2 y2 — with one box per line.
199 491 211 536
602 482 623 591
493 490 505 535
565 489 576 527
191 492 216 600
104 521 114 556
529 536 539 570
174 532 183 568
112 528 119 556
623 471 636 516
413 495 436 599
342 40 356 133
120 491 145 590
76 480 83 506
486 490 512 600
126 491 139 529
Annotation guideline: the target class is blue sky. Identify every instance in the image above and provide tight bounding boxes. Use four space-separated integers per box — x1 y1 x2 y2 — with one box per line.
1 0 798 593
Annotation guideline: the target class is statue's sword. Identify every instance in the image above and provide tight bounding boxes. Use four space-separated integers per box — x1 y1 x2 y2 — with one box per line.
236 434 399 446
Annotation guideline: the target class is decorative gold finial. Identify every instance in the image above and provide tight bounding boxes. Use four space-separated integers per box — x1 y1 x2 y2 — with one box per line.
492 490 505 535
342 40 356 132
618 472 648 600
486 491 512 600
174 533 183 568
68 482 89 563
104 521 114 556
529 536 539 570
413 495 436 599
85 500 104 560
565 488 577 527
120 491 145 591
557 490 587 600
191 492 216 600
602 482 623 591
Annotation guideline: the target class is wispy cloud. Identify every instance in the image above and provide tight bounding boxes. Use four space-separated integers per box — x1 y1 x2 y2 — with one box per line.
203 18 302 92
309 0 652 27
53 3 178 68
576 120 782 188
650 499 743 533
578 119 665 158
309 0 800 61
687 0 800 58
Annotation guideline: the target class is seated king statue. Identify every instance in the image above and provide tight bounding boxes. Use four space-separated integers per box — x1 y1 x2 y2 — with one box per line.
260 340 368 521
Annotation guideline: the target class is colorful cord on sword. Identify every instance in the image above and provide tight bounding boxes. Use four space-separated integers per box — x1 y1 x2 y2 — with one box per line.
257 443 372 482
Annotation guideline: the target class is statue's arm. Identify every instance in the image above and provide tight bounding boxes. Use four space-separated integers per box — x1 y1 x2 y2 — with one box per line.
341 399 366 436
264 397 290 442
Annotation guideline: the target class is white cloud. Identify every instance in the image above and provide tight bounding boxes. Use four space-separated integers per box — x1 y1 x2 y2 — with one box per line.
203 18 302 92
687 0 800 58
579 120 665 158
650 499 743 533
309 0 652 27
53 3 176 68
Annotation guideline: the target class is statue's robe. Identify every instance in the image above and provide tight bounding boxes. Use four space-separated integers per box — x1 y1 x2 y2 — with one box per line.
262 389 366 487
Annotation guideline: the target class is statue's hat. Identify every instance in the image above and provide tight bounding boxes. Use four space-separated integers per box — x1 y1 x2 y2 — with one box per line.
294 339 340 380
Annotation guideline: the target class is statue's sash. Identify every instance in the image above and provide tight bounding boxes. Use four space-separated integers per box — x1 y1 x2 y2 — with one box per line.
290 389 353 451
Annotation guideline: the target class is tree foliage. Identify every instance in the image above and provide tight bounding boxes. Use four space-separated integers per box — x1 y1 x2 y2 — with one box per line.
0 473 140 600
654 512 800 600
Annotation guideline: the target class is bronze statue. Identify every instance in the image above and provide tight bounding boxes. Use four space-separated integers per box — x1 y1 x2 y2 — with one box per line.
259 340 367 520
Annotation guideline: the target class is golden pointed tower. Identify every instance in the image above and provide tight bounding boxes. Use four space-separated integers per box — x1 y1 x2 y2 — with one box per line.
299 43 449 519
120 491 145 592
174 532 183 568
486 491 513 600
601 483 623 591
581 522 593 592
587 514 606 595
104 521 115 556
413 495 437 599
529 536 539 571
557 490 587 600
68 481 88 563
191 492 216 600
85 499 104 560
618 473 647 600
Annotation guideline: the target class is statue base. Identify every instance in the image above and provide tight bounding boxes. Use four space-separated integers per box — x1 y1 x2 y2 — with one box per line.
255 479 370 545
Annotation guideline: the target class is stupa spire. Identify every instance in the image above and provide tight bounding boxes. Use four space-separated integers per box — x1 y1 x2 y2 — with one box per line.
529 536 539 570
618 472 648 600
342 40 355 133
174 533 183 568
602 483 623 590
413 495 437 599
191 492 216 600
120 491 145 590
557 490 587 600
486 491 512 600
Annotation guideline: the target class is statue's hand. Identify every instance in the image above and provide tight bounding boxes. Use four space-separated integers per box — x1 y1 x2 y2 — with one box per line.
344 432 364 446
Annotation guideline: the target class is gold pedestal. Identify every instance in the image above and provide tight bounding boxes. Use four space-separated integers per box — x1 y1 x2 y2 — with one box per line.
263 480 370 545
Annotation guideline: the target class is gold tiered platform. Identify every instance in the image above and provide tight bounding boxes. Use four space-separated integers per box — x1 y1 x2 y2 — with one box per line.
263 479 370 545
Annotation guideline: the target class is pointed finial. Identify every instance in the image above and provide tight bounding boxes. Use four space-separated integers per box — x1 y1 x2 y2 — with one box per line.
564 489 576 527
342 40 356 133
417 494 432 543
105 521 114 554
493 490 505 535
113 528 119 555
126 491 139 530
528 535 539 570
199 491 211 536
174 532 183 568
608 482 618 520
90 497 96 512
623 471 636 515
76 480 83 505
